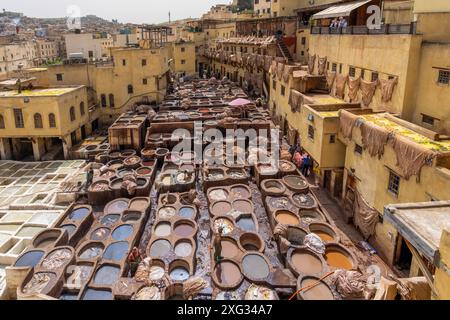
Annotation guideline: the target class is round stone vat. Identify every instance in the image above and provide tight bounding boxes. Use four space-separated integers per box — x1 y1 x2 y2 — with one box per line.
261 180 286 196
79 242 104 260
93 264 121 286
286 226 309 246
297 276 335 300
33 229 67 249
229 185 251 199
111 224 134 241
116 168 135 179
232 199 253 214
68 206 91 221
136 167 153 177
14 250 45 268
174 239 195 258
102 241 129 262
292 193 318 209
104 199 130 215
158 206 177 219
122 211 142 223
212 217 235 235
160 193 178 205
82 288 113 300
173 220 197 238
149 239 172 258
219 237 240 259
169 260 190 282
154 222 172 237
90 227 111 241
309 223 339 243
283 175 309 193
239 232 265 253
89 180 110 192
324 244 356 271
242 253 271 281
279 161 297 174
208 188 229 202
41 247 74 271
300 209 327 223
100 214 121 227
288 248 326 277
128 198 149 212
274 210 300 226
212 259 243 290
60 224 76 237
179 206 196 219
210 201 232 216
236 215 257 232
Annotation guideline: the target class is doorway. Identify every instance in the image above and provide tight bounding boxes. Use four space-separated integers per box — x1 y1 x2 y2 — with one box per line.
395 236 412 275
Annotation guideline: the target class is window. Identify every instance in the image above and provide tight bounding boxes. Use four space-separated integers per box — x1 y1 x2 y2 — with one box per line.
56 73 63 81
109 94 115 108
329 135 336 144
332 63 337 72
142 59 147 66
70 106 76 122
143 78 148 85
301 37 306 45
101 94 107 108
128 85 134 94
301 51 304 56
388 171 400 196
34 113 43 128
349 67 356 77
181 60 186 64
181 47 185 52
438 70 450 85
0 115 5 129
122 59 126 66
272 79 276 90
49 113 56 128
354 144 363 155
281 85 286 96
308 125 315 140
80 102 85 116
371 72 379 82
14 109 24 128
339 64 343 74
422 114 435 126
361 69 365 80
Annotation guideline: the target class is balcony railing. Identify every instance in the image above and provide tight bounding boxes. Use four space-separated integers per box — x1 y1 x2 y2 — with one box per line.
311 22 416 35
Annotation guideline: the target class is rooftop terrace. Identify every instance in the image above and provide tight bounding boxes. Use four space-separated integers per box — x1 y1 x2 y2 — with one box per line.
0 86 84 98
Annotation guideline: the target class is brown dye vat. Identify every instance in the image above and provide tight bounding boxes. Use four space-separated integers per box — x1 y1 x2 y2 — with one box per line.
283 175 309 193
142 160 156 167
275 210 300 226
128 198 149 212
290 249 324 275
309 223 337 243
239 233 264 252
232 200 252 214
325 246 354 270
136 167 152 176
229 186 251 199
211 201 232 216
261 180 285 196
220 238 240 259
299 277 334 300
213 260 243 288
174 223 195 238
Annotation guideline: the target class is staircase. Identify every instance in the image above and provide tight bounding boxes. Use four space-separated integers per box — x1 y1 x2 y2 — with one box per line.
277 39 294 64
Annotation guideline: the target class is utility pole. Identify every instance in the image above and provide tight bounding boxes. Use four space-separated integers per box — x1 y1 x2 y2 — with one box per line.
168 11 171 24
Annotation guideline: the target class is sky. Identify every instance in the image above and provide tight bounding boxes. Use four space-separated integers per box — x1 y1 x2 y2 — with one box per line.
2 0 230 24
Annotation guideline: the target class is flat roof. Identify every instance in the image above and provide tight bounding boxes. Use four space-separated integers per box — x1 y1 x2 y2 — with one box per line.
384 201 450 263
0 86 84 98
362 113 450 152
306 93 345 105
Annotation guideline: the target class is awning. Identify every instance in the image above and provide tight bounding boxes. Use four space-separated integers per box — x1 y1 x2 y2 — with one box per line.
312 0 372 20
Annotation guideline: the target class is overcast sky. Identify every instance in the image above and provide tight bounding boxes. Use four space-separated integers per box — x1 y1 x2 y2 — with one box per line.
3 0 230 24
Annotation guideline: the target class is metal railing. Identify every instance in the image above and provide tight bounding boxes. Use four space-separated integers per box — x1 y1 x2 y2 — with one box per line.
311 22 417 35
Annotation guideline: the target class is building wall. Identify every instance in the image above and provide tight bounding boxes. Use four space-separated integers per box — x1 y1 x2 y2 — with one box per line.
272 0 304 18
0 42 37 79
172 42 196 76
412 43 450 135
308 34 423 117
254 0 272 17
65 33 113 60
434 229 450 300
414 0 450 13
0 86 89 139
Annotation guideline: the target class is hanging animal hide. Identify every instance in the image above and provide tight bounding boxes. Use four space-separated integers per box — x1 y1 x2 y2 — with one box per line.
326 71 336 92
282 65 296 83
380 77 398 103
339 110 360 139
361 121 391 159
276 63 285 80
318 56 327 75
264 55 273 72
289 89 303 113
270 60 278 76
308 53 316 74
335 74 349 99
353 189 379 240
360 79 378 106
348 77 361 102
391 134 437 181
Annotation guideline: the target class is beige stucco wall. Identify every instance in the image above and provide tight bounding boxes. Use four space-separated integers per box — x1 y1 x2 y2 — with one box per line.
434 229 450 300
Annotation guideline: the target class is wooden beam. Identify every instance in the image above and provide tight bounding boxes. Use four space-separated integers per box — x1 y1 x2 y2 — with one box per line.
405 240 437 296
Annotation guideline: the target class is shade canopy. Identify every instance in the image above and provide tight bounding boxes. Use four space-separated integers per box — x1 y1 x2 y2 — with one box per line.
312 0 372 20
228 98 252 106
